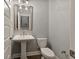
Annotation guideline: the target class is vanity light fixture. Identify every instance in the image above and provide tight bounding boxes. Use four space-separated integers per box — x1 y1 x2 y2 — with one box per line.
25 0 29 10
18 0 22 9
19 0 29 10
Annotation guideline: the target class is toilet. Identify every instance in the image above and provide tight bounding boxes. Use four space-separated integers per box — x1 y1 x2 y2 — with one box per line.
37 38 58 59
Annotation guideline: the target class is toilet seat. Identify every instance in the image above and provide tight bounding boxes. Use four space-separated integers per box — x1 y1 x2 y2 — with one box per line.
41 48 55 57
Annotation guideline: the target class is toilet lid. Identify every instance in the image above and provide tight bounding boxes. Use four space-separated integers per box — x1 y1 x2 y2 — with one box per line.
41 48 55 57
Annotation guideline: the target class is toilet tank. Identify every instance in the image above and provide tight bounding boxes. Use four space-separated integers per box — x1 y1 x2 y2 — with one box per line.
37 38 48 48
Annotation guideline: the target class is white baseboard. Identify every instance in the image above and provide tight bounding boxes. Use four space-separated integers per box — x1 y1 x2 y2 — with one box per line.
12 51 41 58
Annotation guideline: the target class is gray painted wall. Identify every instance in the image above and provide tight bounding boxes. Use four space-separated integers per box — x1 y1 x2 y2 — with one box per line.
48 0 71 59
30 0 49 38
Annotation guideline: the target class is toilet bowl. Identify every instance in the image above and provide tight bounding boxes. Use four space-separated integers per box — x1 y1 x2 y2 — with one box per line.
41 48 56 59
37 38 57 59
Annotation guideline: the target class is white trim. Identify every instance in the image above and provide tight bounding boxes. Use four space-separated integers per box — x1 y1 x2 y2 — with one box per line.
4 0 11 9
12 51 41 58
4 36 10 42
18 12 20 30
4 45 10 53
7 55 11 59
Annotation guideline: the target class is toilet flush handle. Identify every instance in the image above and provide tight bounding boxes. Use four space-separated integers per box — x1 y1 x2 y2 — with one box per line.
61 51 66 54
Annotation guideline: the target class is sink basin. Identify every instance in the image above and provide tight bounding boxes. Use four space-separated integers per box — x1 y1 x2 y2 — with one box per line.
12 35 35 41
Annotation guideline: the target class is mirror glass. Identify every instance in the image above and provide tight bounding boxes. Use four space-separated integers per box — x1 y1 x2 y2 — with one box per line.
20 16 29 30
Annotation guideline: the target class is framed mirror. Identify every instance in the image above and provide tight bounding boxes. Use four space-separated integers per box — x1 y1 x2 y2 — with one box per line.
17 6 33 31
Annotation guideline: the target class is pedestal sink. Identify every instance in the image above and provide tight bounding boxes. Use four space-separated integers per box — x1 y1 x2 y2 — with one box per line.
12 35 35 59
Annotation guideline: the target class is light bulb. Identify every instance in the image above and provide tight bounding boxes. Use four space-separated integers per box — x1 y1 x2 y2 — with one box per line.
26 1 29 5
9 5 11 8
25 7 28 10
19 6 22 9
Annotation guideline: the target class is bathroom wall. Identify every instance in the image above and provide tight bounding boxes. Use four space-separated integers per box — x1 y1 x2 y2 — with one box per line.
30 0 49 38
48 0 73 59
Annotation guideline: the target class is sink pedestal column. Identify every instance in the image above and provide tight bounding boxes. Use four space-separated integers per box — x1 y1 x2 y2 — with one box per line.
21 41 27 59
12 35 35 59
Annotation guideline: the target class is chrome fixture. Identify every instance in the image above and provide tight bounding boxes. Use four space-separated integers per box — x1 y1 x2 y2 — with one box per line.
25 0 29 6
18 0 29 10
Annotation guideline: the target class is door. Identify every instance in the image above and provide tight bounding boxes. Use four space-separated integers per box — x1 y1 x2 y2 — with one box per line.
4 0 11 59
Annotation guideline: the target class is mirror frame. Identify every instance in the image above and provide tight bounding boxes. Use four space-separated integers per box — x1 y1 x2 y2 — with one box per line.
18 7 33 31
